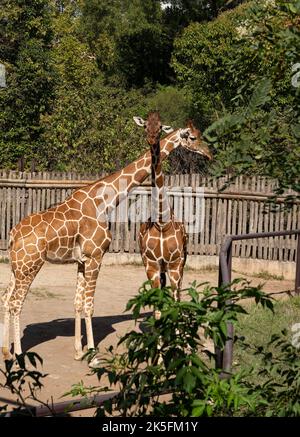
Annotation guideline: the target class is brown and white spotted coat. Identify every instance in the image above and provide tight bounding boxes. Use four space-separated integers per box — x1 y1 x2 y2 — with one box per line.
1 124 210 361
135 116 212 306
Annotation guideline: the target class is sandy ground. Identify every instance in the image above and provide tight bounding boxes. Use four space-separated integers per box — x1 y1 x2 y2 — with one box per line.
0 261 294 416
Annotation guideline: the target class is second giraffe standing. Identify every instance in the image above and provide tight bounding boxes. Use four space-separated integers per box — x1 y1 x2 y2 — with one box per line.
135 111 187 304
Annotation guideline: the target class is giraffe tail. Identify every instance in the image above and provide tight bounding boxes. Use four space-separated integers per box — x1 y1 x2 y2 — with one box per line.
160 272 166 288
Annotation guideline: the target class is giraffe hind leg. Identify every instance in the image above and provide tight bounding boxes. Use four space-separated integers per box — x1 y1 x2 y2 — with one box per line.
2 273 15 360
10 274 37 356
3 259 44 358
74 263 85 360
82 257 102 352
167 260 184 302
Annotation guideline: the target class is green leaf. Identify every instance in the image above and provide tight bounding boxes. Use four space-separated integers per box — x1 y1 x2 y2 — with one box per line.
291 124 300 138
183 371 196 394
245 78 272 118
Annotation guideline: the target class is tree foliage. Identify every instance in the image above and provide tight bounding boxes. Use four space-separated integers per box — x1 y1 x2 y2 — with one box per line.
0 0 54 167
172 0 300 193
172 5 248 126
0 0 299 190
202 0 300 195
65 280 299 417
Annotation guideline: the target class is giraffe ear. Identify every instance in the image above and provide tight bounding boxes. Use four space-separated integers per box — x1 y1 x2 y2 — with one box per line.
133 116 145 127
180 128 190 139
162 125 174 134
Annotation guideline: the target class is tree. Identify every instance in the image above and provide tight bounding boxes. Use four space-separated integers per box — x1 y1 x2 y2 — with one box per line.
0 0 54 168
38 1 148 172
172 3 249 127
202 1 300 196
161 0 248 31
40 80 148 172
79 0 172 87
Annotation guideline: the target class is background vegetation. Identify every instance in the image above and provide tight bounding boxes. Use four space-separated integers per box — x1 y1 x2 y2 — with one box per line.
0 1 299 192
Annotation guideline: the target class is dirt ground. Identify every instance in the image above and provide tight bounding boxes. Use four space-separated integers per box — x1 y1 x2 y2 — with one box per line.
0 261 293 416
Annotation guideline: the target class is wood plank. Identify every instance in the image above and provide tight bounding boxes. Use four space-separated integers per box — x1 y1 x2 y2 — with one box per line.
269 205 275 261
11 187 16 228
257 202 263 259
204 197 211 255
6 187 11 241
51 188 56 209
231 200 238 256
241 199 247 257
32 188 37 214
0 188 6 242
262 201 269 260
278 204 285 262
129 196 137 254
210 196 217 256
273 206 280 260
236 199 243 257
246 200 254 258
253 201 260 259
290 204 298 261
284 206 292 262
16 187 21 226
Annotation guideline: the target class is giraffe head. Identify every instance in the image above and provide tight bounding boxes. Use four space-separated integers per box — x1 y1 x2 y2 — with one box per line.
178 120 212 160
133 111 174 146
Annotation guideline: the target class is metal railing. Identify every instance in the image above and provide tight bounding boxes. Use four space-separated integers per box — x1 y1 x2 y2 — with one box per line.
216 229 300 375
2 392 118 417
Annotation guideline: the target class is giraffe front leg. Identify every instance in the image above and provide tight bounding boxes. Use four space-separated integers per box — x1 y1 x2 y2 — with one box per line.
2 311 12 360
74 263 85 360
13 314 22 356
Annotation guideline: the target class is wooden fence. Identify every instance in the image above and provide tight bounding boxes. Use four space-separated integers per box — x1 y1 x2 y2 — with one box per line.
0 170 299 261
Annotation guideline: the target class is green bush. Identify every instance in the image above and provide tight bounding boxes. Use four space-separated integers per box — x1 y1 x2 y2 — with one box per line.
2 280 300 417
67 279 278 417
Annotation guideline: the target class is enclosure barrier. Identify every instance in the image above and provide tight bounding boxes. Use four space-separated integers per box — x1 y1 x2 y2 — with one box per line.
1 171 299 262
3 392 118 417
216 229 300 376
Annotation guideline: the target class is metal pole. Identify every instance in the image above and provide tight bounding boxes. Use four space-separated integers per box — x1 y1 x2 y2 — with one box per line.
222 242 233 375
215 264 224 369
296 234 300 295
4 392 118 417
216 236 234 374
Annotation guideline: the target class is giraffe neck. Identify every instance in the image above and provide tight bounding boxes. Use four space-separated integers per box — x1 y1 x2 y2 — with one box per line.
88 130 181 215
151 141 170 223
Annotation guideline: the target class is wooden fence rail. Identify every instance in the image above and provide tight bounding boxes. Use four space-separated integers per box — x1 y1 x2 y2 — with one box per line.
0 171 299 261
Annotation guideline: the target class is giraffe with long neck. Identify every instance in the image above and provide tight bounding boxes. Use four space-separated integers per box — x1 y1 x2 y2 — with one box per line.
1 124 210 361
135 115 212 302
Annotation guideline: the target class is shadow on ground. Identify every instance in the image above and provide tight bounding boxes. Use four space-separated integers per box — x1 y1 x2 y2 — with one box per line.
21 312 151 353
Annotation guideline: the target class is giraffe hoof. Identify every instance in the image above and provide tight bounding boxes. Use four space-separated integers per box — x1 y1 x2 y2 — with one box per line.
88 356 101 369
154 310 161 320
74 351 84 361
2 348 13 361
